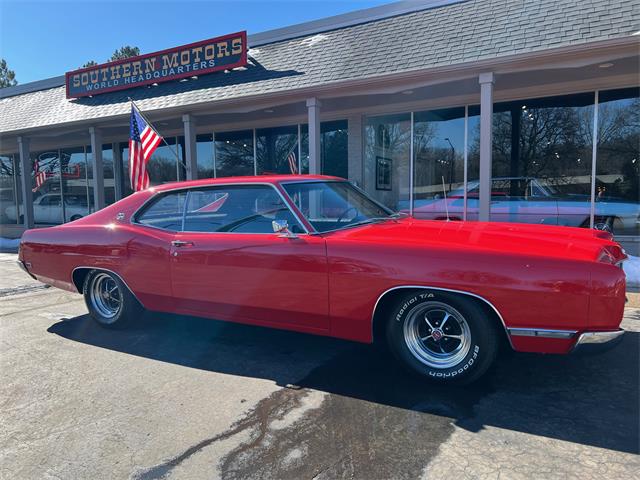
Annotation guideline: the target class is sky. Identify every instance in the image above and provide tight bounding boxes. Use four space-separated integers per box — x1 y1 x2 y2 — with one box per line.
0 0 392 84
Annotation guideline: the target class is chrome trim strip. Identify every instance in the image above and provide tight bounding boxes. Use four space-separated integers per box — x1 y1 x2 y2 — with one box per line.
71 266 144 308
574 329 624 346
130 182 311 235
371 285 514 348
507 328 577 339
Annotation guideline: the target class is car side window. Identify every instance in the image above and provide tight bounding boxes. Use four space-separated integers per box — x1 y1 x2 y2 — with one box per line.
183 185 304 234
136 192 188 231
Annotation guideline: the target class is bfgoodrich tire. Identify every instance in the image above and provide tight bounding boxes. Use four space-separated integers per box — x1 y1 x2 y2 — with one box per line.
386 290 499 384
83 270 143 329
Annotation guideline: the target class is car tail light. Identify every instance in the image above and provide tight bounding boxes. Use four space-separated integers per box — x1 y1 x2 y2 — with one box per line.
597 245 626 266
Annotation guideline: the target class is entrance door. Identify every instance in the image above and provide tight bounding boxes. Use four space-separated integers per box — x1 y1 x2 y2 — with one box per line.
170 184 329 332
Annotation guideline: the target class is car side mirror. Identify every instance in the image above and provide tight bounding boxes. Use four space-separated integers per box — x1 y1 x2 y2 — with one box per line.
272 219 297 238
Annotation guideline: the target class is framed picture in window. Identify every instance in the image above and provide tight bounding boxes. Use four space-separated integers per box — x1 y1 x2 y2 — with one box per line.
376 156 392 190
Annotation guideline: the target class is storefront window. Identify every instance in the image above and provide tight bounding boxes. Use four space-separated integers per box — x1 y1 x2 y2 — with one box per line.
31 149 63 225
120 142 134 198
300 121 349 177
412 107 466 220
484 92 595 227
214 130 254 177
121 137 184 192
256 125 298 174
364 113 411 211
196 134 214 179
61 146 92 222
0 154 21 224
147 137 185 185
101 144 116 205
595 88 639 237
466 106 481 220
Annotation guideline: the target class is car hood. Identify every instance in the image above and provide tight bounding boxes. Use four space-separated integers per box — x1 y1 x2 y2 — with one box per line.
326 217 623 263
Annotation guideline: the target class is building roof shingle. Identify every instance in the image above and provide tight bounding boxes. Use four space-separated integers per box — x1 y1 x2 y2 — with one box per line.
0 0 638 134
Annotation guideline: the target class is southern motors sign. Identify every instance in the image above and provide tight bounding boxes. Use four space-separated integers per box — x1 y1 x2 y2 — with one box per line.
66 31 247 98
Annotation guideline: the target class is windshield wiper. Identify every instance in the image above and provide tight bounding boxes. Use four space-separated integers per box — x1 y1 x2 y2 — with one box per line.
347 214 400 228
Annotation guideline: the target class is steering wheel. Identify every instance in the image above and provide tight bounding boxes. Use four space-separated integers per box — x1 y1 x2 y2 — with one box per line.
337 206 358 223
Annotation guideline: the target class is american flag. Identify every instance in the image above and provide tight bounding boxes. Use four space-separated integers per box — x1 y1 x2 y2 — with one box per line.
129 104 162 191
287 149 298 174
32 160 47 192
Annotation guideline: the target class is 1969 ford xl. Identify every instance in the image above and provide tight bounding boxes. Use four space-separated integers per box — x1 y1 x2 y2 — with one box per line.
18 175 627 383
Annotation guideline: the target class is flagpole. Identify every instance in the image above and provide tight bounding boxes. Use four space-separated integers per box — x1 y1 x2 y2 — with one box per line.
128 98 188 172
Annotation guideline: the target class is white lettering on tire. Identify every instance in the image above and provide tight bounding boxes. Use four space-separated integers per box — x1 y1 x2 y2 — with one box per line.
427 345 480 378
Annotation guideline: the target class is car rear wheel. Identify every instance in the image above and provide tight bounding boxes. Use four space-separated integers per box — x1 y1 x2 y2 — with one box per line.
83 270 142 328
386 290 499 384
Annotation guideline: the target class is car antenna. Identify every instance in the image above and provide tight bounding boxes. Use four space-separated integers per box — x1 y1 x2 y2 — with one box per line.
442 175 450 221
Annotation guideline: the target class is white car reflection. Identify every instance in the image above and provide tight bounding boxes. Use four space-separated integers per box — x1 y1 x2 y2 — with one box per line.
405 177 640 235
4 193 91 224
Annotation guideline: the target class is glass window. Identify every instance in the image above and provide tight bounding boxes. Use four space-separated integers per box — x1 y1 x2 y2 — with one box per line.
256 125 298 174
486 93 595 227
412 107 466 220
364 113 411 211
102 144 116 205
283 181 393 233
0 154 20 225
196 134 214 179
595 88 639 237
300 121 349 176
61 146 92 222
147 137 185 185
120 142 134 198
31 150 62 225
466 105 481 221
136 191 188 231
214 130 254 177
183 185 303 234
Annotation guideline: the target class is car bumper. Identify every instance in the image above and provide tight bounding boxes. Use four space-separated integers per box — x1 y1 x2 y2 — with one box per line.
16 260 37 280
571 329 624 354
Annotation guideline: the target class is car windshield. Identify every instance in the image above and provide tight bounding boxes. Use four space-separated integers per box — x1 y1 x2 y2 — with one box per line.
282 181 398 233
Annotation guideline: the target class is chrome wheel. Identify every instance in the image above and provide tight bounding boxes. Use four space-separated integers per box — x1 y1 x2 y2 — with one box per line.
89 273 122 323
403 301 472 369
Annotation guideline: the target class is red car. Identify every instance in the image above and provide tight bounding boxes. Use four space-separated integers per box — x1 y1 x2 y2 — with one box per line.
18 175 627 383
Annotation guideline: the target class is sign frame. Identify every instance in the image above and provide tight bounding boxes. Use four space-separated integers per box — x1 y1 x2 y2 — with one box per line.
65 31 247 99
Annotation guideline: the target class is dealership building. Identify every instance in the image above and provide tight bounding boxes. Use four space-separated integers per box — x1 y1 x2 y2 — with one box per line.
1 0 638 252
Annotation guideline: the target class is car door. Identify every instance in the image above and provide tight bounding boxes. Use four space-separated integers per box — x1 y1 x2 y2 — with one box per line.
169 184 329 332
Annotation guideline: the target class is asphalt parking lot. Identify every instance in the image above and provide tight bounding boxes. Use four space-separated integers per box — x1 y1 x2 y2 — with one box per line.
1 252 639 480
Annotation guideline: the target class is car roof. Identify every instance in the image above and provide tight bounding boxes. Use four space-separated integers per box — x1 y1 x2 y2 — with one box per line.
150 174 346 193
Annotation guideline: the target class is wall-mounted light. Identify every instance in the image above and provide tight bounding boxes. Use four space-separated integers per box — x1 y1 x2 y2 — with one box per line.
598 63 614 68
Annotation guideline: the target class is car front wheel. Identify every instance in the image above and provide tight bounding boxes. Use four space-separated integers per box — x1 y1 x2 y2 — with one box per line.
386 290 499 384
83 270 142 328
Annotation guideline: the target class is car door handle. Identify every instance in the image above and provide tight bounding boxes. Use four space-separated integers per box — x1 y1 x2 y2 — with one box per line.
171 240 194 247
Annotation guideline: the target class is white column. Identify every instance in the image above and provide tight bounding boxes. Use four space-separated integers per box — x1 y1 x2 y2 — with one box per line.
182 114 198 180
17 136 34 228
347 114 363 185
306 98 321 174
478 72 494 222
89 127 105 211
113 142 124 200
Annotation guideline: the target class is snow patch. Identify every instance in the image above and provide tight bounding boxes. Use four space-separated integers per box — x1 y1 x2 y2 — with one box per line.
0 237 20 250
623 255 640 288
301 34 328 46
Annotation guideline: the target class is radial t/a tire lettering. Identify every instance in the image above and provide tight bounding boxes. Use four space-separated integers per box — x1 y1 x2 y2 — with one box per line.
386 290 499 384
